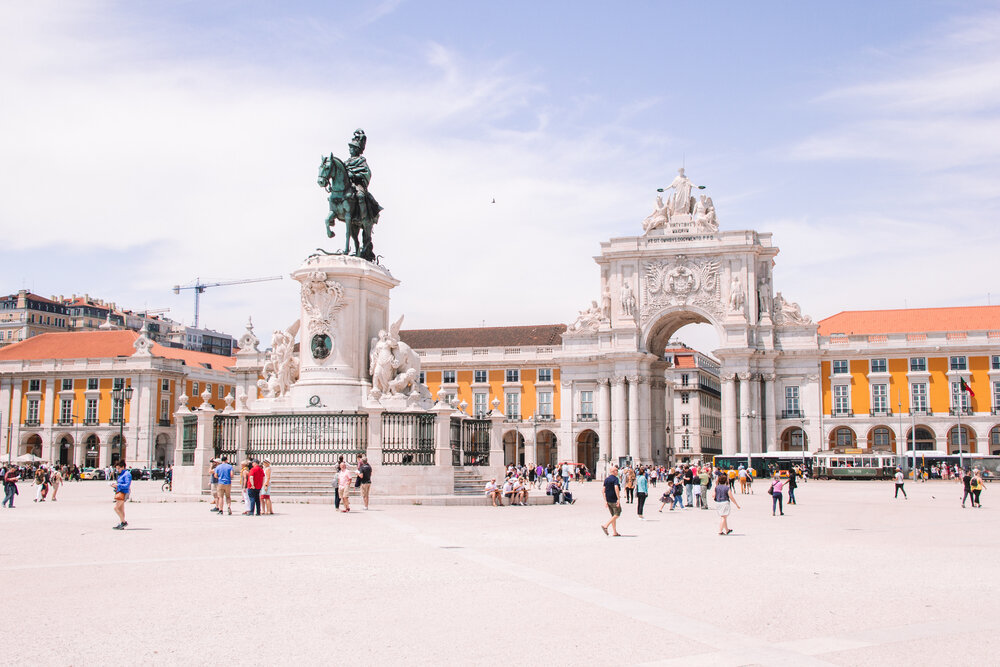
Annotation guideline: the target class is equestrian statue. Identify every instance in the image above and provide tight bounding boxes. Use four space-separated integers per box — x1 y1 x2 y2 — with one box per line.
317 129 383 261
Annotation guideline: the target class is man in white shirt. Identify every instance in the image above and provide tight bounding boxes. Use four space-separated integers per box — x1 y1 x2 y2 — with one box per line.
484 479 500 507
501 478 515 506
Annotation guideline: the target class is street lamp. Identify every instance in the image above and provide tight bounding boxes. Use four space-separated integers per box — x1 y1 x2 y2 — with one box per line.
111 385 134 466
741 409 758 475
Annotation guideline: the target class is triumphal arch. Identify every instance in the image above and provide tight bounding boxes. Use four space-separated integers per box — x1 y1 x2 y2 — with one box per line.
558 168 821 467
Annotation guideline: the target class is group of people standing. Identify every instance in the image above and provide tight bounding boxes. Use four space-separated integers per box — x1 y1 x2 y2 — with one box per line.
209 456 273 516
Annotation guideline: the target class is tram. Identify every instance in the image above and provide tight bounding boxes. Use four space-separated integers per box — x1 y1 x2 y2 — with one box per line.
713 452 811 478
899 451 1000 480
811 450 896 480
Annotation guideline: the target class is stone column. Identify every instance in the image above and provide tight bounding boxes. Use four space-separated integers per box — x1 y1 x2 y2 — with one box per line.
763 373 777 452
636 376 652 463
721 373 737 455
0 378 11 461
488 406 506 481
361 405 384 470
611 376 627 463
627 376 640 462
649 378 666 464
738 372 752 453
172 404 216 495
42 379 55 462
597 378 611 468
432 403 454 469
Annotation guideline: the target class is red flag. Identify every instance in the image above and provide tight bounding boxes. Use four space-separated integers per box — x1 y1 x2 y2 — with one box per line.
960 377 975 398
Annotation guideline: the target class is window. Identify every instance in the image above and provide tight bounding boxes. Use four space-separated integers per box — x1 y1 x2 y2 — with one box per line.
950 356 967 371
871 384 888 413
61 378 73 391
785 386 800 414
192 381 199 395
28 379 40 392
113 377 125 389
910 383 928 412
111 396 124 424
681 414 690 427
538 368 552 382
473 393 488 417
951 381 971 411
834 427 855 448
161 379 171 391
473 370 487 384
872 427 892 449
833 385 850 415
994 381 1000 411
910 357 927 372
418 371 425 384
681 393 690 404
445 392 457 405
505 369 519 383
204 383 212 397
85 398 98 423
441 370 456 384
993 355 1000 370
87 378 99 390
217 384 225 399
681 373 689 387
60 399 72 424
870 358 887 373
26 399 40 423
949 427 970 448
681 434 690 450
832 360 848 375
537 391 553 416
160 398 170 421
505 392 520 419
579 390 594 417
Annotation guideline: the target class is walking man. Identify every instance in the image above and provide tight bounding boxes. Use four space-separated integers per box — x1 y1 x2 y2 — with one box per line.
601 464 622 537
357 455 372 510
112 461 131 530
215 456 234 515
337 461 352 513
246 459 264 516
2 465 19 508
893 467 907 499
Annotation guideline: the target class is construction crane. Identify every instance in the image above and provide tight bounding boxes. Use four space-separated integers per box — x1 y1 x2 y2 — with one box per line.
172 276 282 328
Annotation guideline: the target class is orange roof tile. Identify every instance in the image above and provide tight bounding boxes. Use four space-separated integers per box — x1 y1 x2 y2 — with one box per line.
818 306 1000 336
0 330 234 370
400 324 567 349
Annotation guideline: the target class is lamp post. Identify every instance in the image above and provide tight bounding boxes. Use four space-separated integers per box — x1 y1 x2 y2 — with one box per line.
741 409 757 475
111 385 134 467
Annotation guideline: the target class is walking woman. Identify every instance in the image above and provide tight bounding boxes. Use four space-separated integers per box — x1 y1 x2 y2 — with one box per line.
715 472 740 535
111 461 131 530
636 466 648 519
769 473 785 516
786 468 797 505
970 469 984 508
624 466 636 504
49 467 62 502
261 460 273 515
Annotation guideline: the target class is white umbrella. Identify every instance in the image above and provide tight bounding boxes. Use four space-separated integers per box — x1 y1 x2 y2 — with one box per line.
14 453 44 463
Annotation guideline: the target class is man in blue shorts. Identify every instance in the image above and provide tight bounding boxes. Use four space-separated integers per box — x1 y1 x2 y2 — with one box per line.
214 455 234 516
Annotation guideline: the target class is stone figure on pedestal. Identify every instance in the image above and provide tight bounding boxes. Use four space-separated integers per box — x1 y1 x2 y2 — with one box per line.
693 195 718 232
368 315 431 404
773 292 813 325
258 322 301 398
621 280 636 317
642 194 669 233
601 288 612 320
659 168 704 217
758 275 772 316
317 129 383 261
728 275 745 313
569 301 605 333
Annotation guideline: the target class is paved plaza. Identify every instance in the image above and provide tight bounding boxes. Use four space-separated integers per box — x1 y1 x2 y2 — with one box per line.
1 478 997 666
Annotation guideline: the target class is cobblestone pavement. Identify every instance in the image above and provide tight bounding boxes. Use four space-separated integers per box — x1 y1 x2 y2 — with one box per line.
1 478 996 666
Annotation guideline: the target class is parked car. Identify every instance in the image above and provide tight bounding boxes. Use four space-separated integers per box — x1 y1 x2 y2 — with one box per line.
128 468 151 481
80 467 106 480
147 468 166 480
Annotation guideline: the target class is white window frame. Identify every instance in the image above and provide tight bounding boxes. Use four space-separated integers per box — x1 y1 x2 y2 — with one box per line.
418 371 426 384
473 369 488 384
681 393 690 404
537 368 552 382
85 398 98 423
505 392 520 419
870 358 887 373
60 399 72 423
442 370 457 384
473 392 488 417
833 385 850 415
217 384 225 399
161 379 170 391
871 384 888 413
505 369 519 383
160 398 170 421
910 357 927 372
579 390 594 417
87 378 99 390
27 399 40 422
951 381 971 411
832 360 849 375
61 378 73 391
950 356 968 371
681 413 690 427
993 355 1000 371
537 391 553 417
28 379 40 392
192 381 199 395
785 386 800 414
911 383 928 413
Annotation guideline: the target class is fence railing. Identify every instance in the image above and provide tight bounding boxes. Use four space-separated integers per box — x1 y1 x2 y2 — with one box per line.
213 414 240 462
245 414 367 466
382 412 435 465
460 419 491 466
181 416 197 466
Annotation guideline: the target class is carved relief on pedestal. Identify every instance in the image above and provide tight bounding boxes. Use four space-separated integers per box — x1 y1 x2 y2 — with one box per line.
298 270 349 364
640 255 721 325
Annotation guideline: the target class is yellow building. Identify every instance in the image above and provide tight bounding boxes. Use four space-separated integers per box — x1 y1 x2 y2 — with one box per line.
816 306 1000 456
0 329 236 467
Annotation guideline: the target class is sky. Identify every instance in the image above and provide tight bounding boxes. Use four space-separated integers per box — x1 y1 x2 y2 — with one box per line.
3 0 1000 354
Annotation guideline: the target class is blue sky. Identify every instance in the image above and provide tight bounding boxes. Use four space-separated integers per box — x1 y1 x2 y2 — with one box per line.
3 1 999 352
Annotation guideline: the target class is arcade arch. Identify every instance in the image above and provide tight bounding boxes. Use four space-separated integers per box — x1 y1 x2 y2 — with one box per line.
779 426 808 452
947 425 976 454
990 425 1000 456
84 434 100 467
905 425 936 451
535 429 557 468
56 434 74 465
155 433 172 467
829 427 857 450
502 430 524 467
22 434 42 457
867 425 895 452
576 429 598 472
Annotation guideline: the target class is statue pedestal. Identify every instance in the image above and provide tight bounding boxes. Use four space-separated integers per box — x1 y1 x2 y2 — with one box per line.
285 254 399 412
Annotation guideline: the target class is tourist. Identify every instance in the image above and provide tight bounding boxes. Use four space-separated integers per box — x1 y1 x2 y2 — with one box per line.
357 455 372 510
961 468 973 508
636 466 648 519
2 465 18 508
215 456 234 516
535 463 545 489
649 466 658 487
893 467 907 499
601 465 622 537
715 472 740 535
333 455 347 510
698 466 710 509
769 473 785 516
484 478 501 507
336 461 352 513
624 465 636 504
738 465 748 494
48 466 62 501
971 469 983 508
512 476 528 505
683 465 695 506
786 468 798 505
670 473 684 510
246 459 265 516
209 459 220 513
261 459 273 515
561 461 572 490
112 461 131 530
239 461 251 509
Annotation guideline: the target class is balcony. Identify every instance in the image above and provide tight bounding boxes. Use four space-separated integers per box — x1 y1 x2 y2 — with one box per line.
504 415 522 423
993 406 1000 416
532 414 556 422
158 419 171 427
909 409 932 417
831 409 854 418
949 407 973 417
57 419 75 426
84 418 99 426
576 413 598 422
23 419 40 427
869 408 893 417
781 409 804 419
110 417 125 425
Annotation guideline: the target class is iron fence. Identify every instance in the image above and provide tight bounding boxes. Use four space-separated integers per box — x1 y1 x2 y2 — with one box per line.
213 414 240 462
450 418 462 466
181 415 197 466
245 414 367 466
461 419 491 466
382 412 435 465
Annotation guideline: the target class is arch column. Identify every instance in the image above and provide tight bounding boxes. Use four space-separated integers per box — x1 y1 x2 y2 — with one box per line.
597 378 611 466
611 376 627 462
636 376 651 462
722 373 737 455
739 372 752 453
627 376 640 462
763 373 776 452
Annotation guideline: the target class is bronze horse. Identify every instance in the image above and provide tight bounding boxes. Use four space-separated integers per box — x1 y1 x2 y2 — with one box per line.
317 154 378 260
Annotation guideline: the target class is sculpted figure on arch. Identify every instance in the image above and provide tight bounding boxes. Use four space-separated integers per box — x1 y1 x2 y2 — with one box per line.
660 168 703 217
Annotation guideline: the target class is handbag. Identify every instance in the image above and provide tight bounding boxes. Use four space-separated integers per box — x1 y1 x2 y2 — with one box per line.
114 491 126 501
